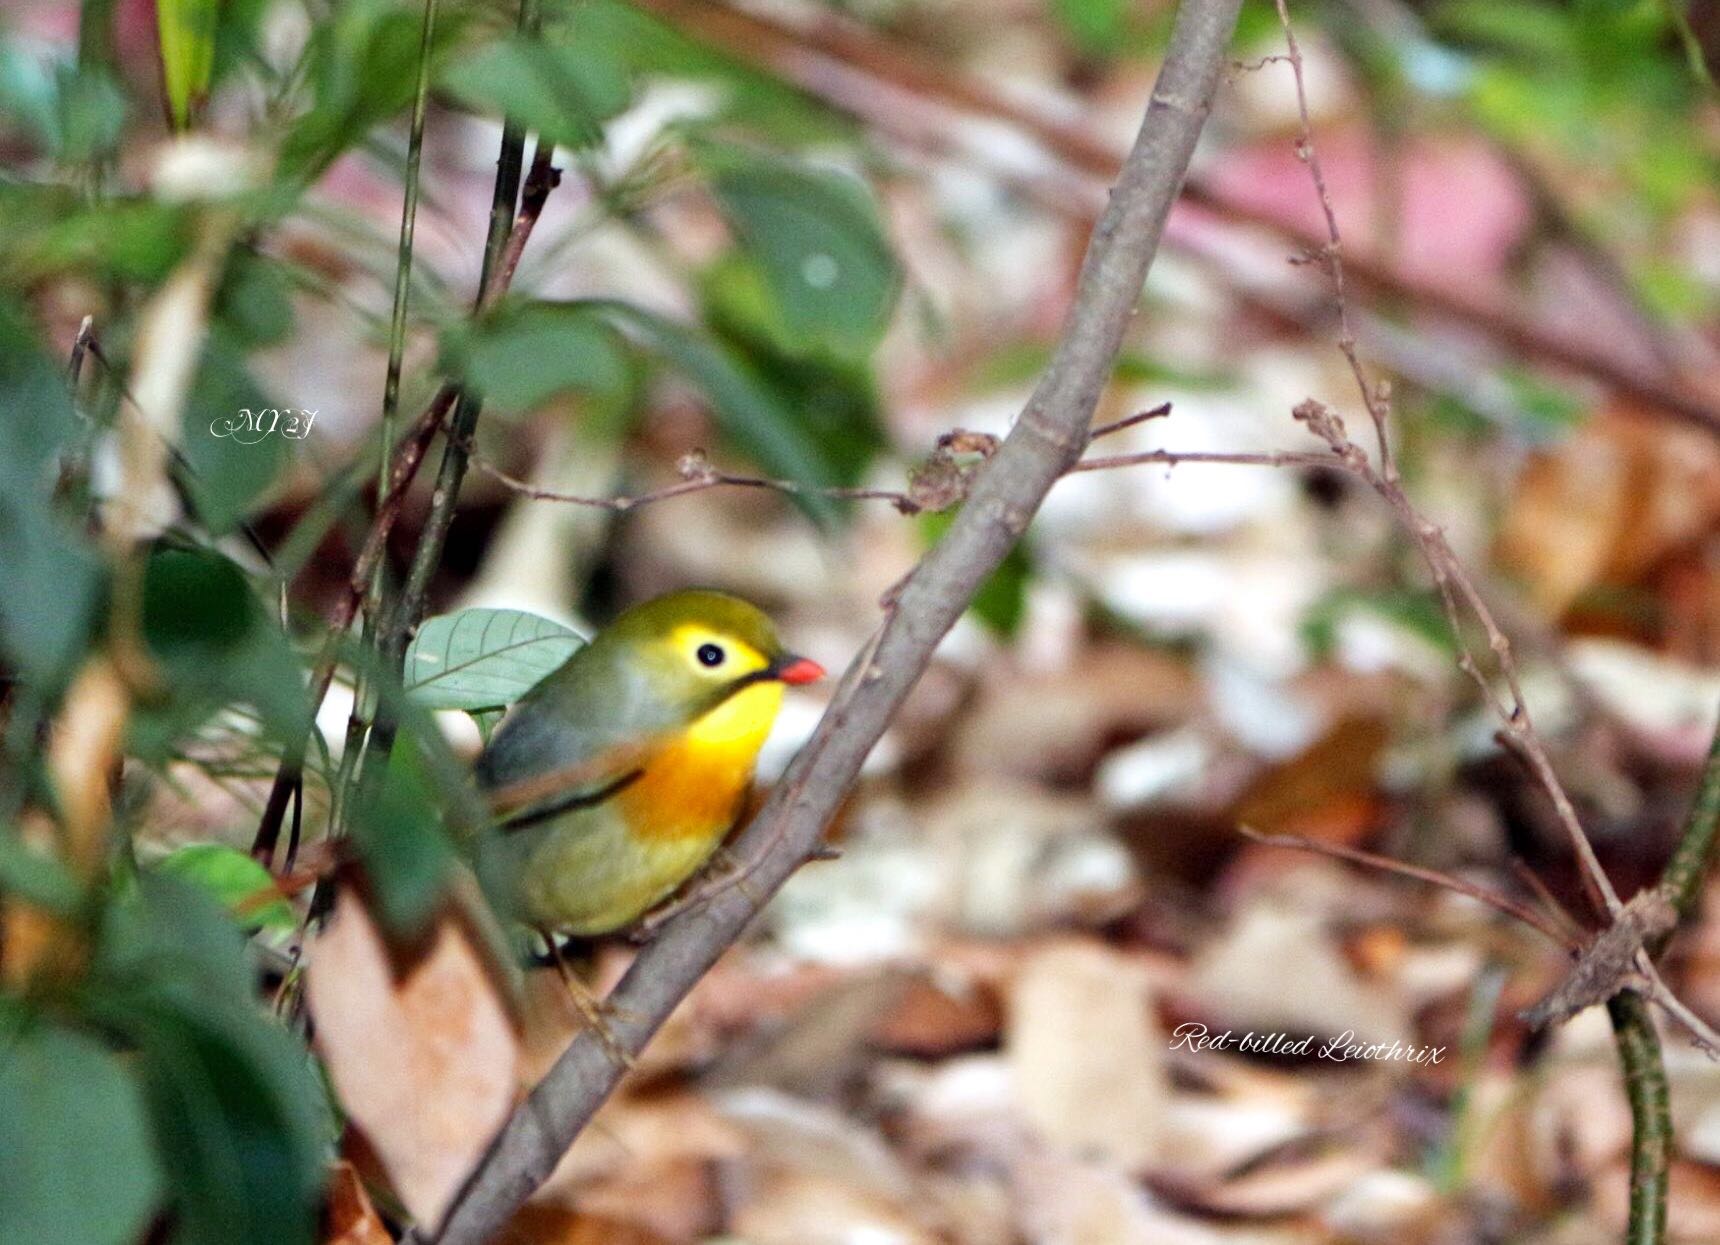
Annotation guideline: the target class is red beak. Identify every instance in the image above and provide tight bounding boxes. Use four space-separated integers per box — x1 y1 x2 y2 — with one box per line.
775 656 825 685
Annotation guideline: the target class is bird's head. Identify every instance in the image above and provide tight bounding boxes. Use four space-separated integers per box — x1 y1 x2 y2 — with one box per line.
596 589 824 727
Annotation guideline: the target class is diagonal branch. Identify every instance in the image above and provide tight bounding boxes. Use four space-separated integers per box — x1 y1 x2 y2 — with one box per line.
417 0 1245 1239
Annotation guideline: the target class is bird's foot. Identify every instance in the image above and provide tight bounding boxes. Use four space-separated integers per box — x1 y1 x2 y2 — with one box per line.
536 927 638 1069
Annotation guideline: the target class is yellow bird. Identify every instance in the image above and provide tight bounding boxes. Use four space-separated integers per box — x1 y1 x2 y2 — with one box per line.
472 590 823 939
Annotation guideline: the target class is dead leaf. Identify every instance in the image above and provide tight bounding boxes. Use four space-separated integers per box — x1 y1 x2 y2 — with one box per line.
1186 901 1412 1046
1007 940 1167 1170
306 887 521 1231
498 1205 672 1245
322 1161 391 1245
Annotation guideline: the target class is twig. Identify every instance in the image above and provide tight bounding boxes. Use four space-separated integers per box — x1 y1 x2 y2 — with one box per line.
417 2 1245 1238
1088 401 1173 441
380 0 440 490
1268 0 1393 481
1239 826 1576 949
637 0 1720 438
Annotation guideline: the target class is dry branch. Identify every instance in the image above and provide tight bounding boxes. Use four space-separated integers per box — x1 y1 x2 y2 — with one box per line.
417 0 1246 1238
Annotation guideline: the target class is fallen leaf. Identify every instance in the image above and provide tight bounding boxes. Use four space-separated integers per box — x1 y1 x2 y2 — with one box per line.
306 887 520 1231
1007 940 1167 1170
1186 901 1411 1046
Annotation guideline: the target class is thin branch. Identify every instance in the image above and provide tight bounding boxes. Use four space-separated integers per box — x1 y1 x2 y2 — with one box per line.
250 385 456 862
1268 0 1393 480
380 0 440 490
251 91 562 863
418 2 1245 1238
1239 826 1577 949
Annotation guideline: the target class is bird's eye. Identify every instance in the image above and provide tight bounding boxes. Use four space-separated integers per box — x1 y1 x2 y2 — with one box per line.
696 642 726 668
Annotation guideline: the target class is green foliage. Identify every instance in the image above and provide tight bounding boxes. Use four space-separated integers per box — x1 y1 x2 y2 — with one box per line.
156 0 220 130
0 824 83 914
407 607 584 712
1050 0 1134 54
442 299 633 415
700 257 888 488
279 0 467 181
130 546 308 762
921 511 1032 636
695 143 900 362
1302 587 1459 662
175 330 292 534
0 302 104 689
441 31 631 151
0 1021 163 1245
349 739 460 936
1432 0 1714 216
153 843 296 932
600 302 848 521
78 874 332 1245
559 0 855 143
0 45 125 162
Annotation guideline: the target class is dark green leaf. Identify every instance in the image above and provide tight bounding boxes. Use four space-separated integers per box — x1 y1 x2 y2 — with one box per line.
696 144 899 361
0 1023 162 1245
0 300 104 686
0 824 82 914
124 1000 326 1245
177 329 291 533
406 607 582 712
349 742 457 936
599 302 843 522
441 34 629 151
130 546 307 758
442 301 631 415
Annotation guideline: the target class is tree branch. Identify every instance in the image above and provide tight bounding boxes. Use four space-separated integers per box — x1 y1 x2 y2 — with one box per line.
418 1 1245 1238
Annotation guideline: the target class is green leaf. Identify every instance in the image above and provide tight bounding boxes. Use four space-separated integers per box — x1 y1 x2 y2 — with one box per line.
0 299 104 686
349 742 457 936
441 34 629 151
699 257 888 486
1052 0 1133 53
280 0 466 180
442 301 631 415
129 545 307 758
407 608 582 712
156 0 219 129
153 843 295 932
0 825 82 914
124 1000 326 1245
599 302 843 522
696 144 899 361
0 48 126 160
0 1023 162 1245
921 510 1030 636
96 872 259 1006
177 329 291 533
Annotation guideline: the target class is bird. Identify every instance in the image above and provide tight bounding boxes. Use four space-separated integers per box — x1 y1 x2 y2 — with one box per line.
471 589 825 943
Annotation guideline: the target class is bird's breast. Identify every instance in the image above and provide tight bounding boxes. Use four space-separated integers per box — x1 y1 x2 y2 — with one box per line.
616 680 785 843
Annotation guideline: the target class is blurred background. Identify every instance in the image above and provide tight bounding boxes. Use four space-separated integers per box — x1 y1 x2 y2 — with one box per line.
2 0 1720 1242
